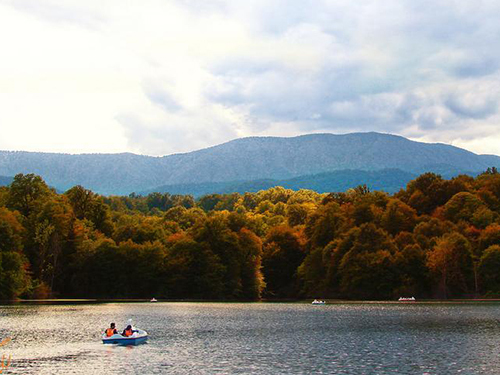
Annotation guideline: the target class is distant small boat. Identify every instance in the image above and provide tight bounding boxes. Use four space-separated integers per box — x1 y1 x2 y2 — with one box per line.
102 328 148 345
398 297 416 302
150 298 157 302
312 299 326 305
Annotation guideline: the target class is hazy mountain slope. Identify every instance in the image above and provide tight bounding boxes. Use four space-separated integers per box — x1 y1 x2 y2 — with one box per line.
0 176 12 186
142 169 419 197
0 132 498 195
155 133 498 184
0 152 163 194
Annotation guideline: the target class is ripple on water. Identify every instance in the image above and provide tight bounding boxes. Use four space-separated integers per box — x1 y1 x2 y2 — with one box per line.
1 302 500 374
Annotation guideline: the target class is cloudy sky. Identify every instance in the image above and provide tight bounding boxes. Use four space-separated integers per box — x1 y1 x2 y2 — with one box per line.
1 0 499 156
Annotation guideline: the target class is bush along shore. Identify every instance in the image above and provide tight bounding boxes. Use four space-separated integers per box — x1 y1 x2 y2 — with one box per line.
1 168 500 301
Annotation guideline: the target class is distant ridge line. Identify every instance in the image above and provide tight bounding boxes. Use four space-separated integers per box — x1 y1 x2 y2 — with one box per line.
0 132 495 158
0 132 498 195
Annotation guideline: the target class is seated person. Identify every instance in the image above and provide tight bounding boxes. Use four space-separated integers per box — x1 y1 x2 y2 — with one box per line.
105 323 118 337
122 325 137 337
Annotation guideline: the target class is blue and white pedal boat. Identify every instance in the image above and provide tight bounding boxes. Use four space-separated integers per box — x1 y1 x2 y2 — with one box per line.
102 328 148 345
312 299 326 305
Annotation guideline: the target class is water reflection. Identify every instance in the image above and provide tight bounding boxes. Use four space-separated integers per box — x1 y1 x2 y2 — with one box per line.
0 302 499 374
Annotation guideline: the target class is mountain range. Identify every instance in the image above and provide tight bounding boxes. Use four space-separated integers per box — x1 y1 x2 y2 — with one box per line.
0 175 13 187
138 169 421 196
0 132 498 196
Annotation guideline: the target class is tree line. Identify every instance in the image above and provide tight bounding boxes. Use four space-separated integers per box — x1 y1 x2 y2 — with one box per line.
1 168 500 300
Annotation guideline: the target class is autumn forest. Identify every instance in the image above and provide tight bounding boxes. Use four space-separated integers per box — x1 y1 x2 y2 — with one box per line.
1 169 500 301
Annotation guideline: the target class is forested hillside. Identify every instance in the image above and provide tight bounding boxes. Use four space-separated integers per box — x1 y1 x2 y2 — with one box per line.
1 169 500 301
1 132 499 194
141 169 419 197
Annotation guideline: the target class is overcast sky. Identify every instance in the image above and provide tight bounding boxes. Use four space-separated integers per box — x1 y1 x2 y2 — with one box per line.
1 0 499 156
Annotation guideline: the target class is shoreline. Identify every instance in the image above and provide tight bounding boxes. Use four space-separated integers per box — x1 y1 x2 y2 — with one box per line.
2 298 500 305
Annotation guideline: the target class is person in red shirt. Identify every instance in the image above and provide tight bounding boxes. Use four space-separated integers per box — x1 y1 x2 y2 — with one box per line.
105 323 117 337
122 325 136 337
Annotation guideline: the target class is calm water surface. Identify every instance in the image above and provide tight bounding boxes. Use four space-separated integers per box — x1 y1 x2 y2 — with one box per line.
1 302 499 374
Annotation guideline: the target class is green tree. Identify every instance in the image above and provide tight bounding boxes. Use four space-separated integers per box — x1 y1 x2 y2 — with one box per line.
478 245 500 295
402 173 470 215
262 226 306 297
478 224 500 254
413 217 454 251
117 240 167 297
442 192 484 223
65 186 95 220
305 202 346 248
193 214 246 298
394 244 428 297
114 216 170 244
381 199 417 235
238 228 265 299
91 239 126 297
0 208 30 299
198 194 223 212
242 193 258 211
286 203 309 227
427 233 474 298
163 237 224 299
31 196 74 292
257 187 293 204
336 224 398 299
297 245 332 297
7 174 52 217
352 201 375 226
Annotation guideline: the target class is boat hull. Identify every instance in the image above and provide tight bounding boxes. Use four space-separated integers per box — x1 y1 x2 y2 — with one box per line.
102 330 148 345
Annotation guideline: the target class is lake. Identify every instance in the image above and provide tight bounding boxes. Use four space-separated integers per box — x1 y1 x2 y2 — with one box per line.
1 302 499 374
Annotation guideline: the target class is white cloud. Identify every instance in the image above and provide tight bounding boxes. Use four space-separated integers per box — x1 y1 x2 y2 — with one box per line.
0 0 499 155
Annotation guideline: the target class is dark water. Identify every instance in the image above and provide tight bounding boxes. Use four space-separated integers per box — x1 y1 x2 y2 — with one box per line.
1 302 500 374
